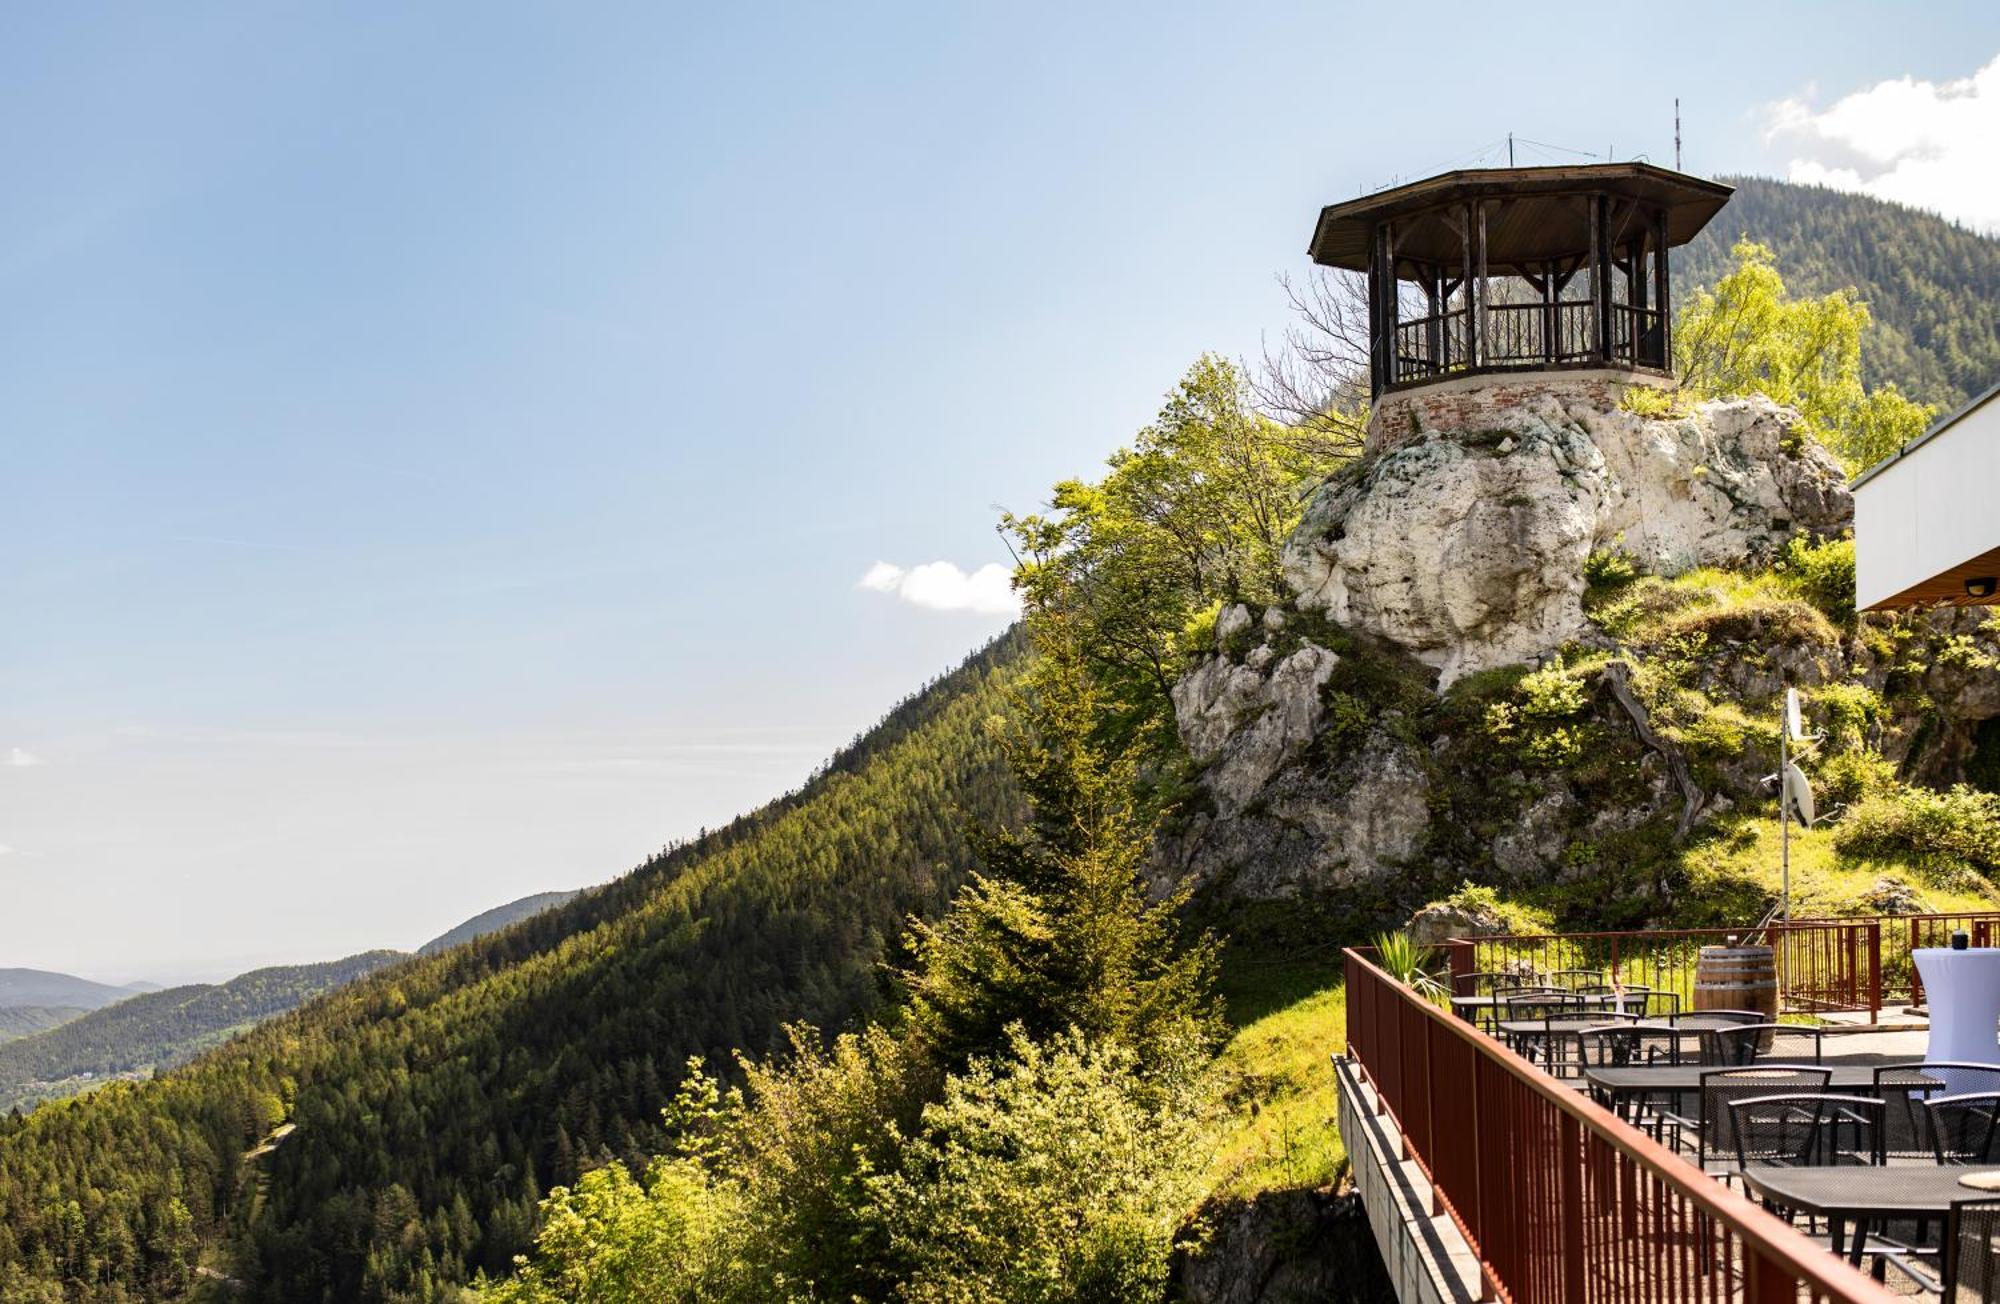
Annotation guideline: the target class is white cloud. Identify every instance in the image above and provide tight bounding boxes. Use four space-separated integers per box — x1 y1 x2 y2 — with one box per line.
856 560 1020 616
1762 53 2000 233
6 747 45 768
0 844 13 856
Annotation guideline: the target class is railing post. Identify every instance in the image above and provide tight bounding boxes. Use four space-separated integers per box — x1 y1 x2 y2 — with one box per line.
1557 1112 1586 1304
1448 938 1476 996
1867 921 1882 1023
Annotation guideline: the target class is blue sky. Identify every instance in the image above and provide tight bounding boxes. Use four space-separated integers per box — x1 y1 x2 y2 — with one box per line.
7 2 1999 981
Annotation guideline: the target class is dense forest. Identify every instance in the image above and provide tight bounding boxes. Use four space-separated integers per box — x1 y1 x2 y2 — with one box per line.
2 177 1997 1303
417 893 579 957
0 951 406 1112
0 633 1022 1301
0 1009 87 1046
1679 177 2000 409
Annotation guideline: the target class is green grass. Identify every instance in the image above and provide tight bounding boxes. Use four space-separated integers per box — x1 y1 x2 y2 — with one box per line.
1205 945 1349 1199
1678 815 2000 921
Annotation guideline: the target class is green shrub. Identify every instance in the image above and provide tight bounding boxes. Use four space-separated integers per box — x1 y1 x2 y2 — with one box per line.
1583 548 1640 609
1773 534 1857 627
1619 384 1679 418
867 1028 1213 1304
1817 749 1897 808
1656 594 1838 650
1835 784 2000 873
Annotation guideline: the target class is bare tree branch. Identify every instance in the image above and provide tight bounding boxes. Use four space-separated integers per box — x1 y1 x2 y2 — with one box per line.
1250 269 1373 457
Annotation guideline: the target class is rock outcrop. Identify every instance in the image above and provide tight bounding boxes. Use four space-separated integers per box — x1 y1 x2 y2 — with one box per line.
1174 1189 1393 1304
1283 390 1849 687
1162 383 1932 908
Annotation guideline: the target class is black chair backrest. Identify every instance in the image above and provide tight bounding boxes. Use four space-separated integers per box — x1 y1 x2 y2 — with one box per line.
1458 970 1536 997
1873 1063 2000 1157
1947 1196 2000 1301
1929 1093 2000 1166
1726 1093 1885 1169
1700 1067 1831 1159
1674 1008 1767 1027
1501 995 1583 1022
1547 968 1607 990
1701 1024 1823 1067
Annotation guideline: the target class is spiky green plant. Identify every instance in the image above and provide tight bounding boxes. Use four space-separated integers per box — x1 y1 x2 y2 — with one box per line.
1372 930 1448 1001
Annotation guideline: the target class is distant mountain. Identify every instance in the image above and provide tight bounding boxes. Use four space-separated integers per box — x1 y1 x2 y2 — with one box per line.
121 980 166 993
1678 176 2000 408
0 1006 88 1044
0 950 407 1111
418 889 581 955
0 967 140 1012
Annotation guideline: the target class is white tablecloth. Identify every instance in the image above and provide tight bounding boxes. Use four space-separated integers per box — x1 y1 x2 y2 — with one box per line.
1914 948 2000 1091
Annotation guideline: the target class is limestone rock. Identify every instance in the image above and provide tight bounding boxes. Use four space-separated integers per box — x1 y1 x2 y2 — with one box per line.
1282 391 1850 687
1406 899 1506 949
1161 724 1431 900
1491 790 1576 878
1174 1190 1393 1304
1863 876 1925 916
1173 643 1340 817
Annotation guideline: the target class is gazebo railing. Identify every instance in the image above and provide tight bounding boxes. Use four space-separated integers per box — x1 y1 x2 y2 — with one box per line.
1392 299 1666 386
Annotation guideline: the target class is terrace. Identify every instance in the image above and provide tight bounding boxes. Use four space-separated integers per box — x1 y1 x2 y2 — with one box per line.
1338 913 2000 1302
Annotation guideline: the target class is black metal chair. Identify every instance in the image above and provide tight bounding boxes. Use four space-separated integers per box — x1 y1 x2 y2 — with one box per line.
1546 967 1607 990
1650 1066 1832 1176
1699 1023 1824 1067
1455 969 1541 997
1579 1024 1694 1068
1878 1196 2000 1300
1668 1008 1767 1027
1536 1014 1640 1079
1929 1093 2000 1166
1873 1063 2000 1159
1576 984 1661 1018
1726 1093 1885 1170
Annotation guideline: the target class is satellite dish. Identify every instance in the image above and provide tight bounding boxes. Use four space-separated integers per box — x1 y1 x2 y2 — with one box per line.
1783 760 1815 826
1785 688 1805 742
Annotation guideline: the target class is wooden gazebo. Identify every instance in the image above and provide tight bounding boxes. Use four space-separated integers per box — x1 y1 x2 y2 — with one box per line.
1309 163 1733 399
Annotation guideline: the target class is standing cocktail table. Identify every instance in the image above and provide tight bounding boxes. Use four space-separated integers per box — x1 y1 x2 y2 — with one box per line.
1913 947 2000 1093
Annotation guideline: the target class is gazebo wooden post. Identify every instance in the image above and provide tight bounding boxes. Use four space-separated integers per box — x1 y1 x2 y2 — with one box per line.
1471 201 1488 368
1383 223 1400 387
1461 201 1478 371
1628 227 1649 368
1540 260 1558 365
1590 193 1611 363
1368 222 1386 399
1652 208 1672 372
1424 266 1443 374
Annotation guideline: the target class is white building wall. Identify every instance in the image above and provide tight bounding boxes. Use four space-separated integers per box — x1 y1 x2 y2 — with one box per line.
1854 385 2000 610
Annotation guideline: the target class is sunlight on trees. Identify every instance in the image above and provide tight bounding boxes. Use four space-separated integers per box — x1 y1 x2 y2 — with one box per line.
1677 241 1934 472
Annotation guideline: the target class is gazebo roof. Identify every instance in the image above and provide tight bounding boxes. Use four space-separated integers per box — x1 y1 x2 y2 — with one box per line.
1308 162 1734 275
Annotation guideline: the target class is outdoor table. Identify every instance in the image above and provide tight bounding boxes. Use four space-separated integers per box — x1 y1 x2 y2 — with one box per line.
1583 1063 1937 1118
1495 1016 1632 1038
1488 1014 1756 1046
1912 948 2000 1092
1739 1163 1978 1267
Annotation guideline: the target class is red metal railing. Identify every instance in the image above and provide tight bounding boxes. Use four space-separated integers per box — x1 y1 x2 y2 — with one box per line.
1449 919 1905 1021
1888 912 2000 1005
1345 947 1900 1302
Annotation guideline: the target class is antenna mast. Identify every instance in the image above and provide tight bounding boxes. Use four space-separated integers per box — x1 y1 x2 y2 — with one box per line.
1675 98 1682 170
1507 132 1514 167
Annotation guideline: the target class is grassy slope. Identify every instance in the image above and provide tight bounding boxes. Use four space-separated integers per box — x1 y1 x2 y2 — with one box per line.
1198 812 2000 1213
1209 950 1348 1199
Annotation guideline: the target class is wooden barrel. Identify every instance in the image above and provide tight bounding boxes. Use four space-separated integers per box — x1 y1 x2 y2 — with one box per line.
1694 945 1778 1025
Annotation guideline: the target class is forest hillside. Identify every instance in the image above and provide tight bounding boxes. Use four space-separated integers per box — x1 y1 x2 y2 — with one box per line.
0 178 1996 1304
